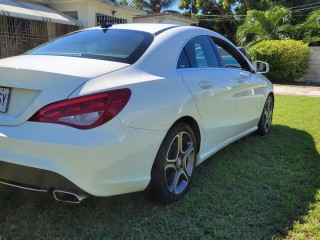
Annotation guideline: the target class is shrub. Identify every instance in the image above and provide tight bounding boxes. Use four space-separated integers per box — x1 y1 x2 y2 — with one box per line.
247 40 310 83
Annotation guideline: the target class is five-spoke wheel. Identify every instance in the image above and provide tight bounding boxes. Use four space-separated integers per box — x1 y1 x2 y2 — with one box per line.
148 123 197 202
165 131 195 195
258 95 274 135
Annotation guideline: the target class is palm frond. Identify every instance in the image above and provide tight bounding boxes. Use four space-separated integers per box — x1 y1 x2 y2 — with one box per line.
236 5 292 46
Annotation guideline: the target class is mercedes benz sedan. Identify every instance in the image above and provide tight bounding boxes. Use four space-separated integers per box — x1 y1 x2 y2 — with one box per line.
0 24 274 203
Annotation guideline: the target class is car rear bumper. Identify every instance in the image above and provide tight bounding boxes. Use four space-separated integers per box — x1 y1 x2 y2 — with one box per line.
0 118 166 197
0 160 84 193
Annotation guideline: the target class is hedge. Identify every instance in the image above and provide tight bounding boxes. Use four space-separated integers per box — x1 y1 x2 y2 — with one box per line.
247 40 310 83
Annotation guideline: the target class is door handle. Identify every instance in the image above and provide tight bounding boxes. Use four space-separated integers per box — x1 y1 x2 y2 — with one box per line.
198 80 212 89
237 72 251 84
240 72 250 78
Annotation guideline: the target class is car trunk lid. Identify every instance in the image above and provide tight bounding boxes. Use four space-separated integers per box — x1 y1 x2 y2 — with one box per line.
0 55 129 126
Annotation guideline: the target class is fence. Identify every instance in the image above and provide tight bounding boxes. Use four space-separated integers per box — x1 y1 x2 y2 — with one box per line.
0 15 80 59
298 47 320 85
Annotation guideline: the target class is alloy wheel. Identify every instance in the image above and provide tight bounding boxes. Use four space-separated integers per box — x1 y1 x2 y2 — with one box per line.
263 97 273 133
164 131 195 195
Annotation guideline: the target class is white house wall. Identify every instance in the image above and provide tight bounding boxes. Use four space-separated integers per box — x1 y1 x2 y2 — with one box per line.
49 2 91 28
50 1 146 28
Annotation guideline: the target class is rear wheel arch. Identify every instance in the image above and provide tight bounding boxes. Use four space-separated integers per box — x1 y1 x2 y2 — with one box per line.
146 116 201 202
170 116 201 153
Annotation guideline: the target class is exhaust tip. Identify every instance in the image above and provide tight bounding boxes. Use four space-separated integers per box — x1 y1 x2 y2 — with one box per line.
53 189 88 204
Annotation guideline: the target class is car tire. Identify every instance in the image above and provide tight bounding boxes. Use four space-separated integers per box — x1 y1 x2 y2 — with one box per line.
258 95 274 136
148 123 197 203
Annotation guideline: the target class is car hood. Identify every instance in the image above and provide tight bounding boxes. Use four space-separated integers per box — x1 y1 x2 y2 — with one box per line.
0 55 129 126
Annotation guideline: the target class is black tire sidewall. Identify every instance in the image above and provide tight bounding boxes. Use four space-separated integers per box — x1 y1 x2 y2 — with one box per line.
258 95 273 136
149 123 197 203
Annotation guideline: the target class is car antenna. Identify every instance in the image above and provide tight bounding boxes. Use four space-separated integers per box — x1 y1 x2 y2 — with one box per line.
101 21 113 29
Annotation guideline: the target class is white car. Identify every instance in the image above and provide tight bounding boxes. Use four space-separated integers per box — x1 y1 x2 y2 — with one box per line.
0 24 274 203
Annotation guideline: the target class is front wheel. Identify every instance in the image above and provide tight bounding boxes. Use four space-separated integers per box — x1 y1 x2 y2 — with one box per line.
148 123 197 203
258 95 274 135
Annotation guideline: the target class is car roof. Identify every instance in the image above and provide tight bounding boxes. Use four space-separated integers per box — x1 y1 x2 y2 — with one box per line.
86 23 182 35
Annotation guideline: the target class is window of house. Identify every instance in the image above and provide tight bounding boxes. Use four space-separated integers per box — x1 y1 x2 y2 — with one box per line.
96 13 127 26
62 11 79 20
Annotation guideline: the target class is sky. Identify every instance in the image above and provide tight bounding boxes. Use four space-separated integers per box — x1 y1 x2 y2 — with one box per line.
164 1 182 12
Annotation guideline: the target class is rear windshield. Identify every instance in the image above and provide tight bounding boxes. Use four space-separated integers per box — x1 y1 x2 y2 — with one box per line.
27 29 154 64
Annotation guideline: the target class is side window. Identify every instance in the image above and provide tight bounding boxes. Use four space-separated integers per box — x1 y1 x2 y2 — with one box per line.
217 46 242 69
177 36 219 69
213 37 252 72
177 49 191 69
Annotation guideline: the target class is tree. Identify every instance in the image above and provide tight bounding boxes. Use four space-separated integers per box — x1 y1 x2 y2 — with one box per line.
234 0 320 13
236 5 291 46
239 0 267 11
119 0 130 6
229 0 274 15
132 0 176 13
178 0 278 41
295 9 320 45
274 0 319 8
108 0 120 3
179 0 238 40
276 0 320 25
201 0 234 37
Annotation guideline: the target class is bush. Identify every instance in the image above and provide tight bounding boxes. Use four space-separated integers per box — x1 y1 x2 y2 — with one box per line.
247 40 310 83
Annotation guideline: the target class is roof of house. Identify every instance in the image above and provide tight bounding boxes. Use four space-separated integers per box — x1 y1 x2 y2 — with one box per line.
133 12 199 24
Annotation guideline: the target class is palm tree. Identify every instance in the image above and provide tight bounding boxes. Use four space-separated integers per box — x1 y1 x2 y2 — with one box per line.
132 0 176 13
236 5 291 46
295 9 320 45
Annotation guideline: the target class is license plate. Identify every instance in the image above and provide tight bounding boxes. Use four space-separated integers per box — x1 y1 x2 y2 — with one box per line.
0 88 10 113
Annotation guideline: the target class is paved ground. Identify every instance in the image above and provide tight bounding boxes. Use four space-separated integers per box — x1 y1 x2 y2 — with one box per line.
274 84 320 97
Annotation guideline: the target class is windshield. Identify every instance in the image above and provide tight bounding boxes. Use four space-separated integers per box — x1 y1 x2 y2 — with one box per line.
27 29 154 64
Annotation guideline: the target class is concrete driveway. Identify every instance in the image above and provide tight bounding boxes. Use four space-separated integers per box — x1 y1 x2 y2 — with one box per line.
274 84 320 97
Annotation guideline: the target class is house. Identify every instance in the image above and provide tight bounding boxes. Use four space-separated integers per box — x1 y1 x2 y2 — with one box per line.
0 0 82 58
0 0 197 59
133 11 198 26
45 0 146 28
0 0 147 58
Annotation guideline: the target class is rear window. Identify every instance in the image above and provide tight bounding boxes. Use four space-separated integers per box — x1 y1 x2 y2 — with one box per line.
27 29 154 64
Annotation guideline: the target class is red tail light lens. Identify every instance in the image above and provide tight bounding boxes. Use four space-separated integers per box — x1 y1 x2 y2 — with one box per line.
29 88 131 129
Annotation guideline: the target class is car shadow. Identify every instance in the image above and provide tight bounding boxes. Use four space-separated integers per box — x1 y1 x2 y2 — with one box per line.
0 125 319 239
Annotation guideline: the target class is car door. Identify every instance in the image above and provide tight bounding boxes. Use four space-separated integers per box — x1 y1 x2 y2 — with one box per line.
212 37 266 134
177 35 239 151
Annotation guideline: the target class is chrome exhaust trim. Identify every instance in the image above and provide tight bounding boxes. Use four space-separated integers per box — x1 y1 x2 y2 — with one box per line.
53 189 88 204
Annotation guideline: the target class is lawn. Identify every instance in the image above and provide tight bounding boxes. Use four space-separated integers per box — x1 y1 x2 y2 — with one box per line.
0 95 319 240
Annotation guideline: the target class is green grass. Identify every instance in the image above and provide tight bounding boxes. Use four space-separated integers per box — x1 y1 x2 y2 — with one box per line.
0 95 319 240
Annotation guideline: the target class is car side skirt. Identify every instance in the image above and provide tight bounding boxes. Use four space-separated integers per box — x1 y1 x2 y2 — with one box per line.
197 126 258 166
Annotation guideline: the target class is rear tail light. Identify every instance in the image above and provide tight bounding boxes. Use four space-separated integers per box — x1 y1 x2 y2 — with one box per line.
29 88 131 129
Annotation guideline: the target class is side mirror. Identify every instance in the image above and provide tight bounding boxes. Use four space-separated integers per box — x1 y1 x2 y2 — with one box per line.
254 61 269 74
